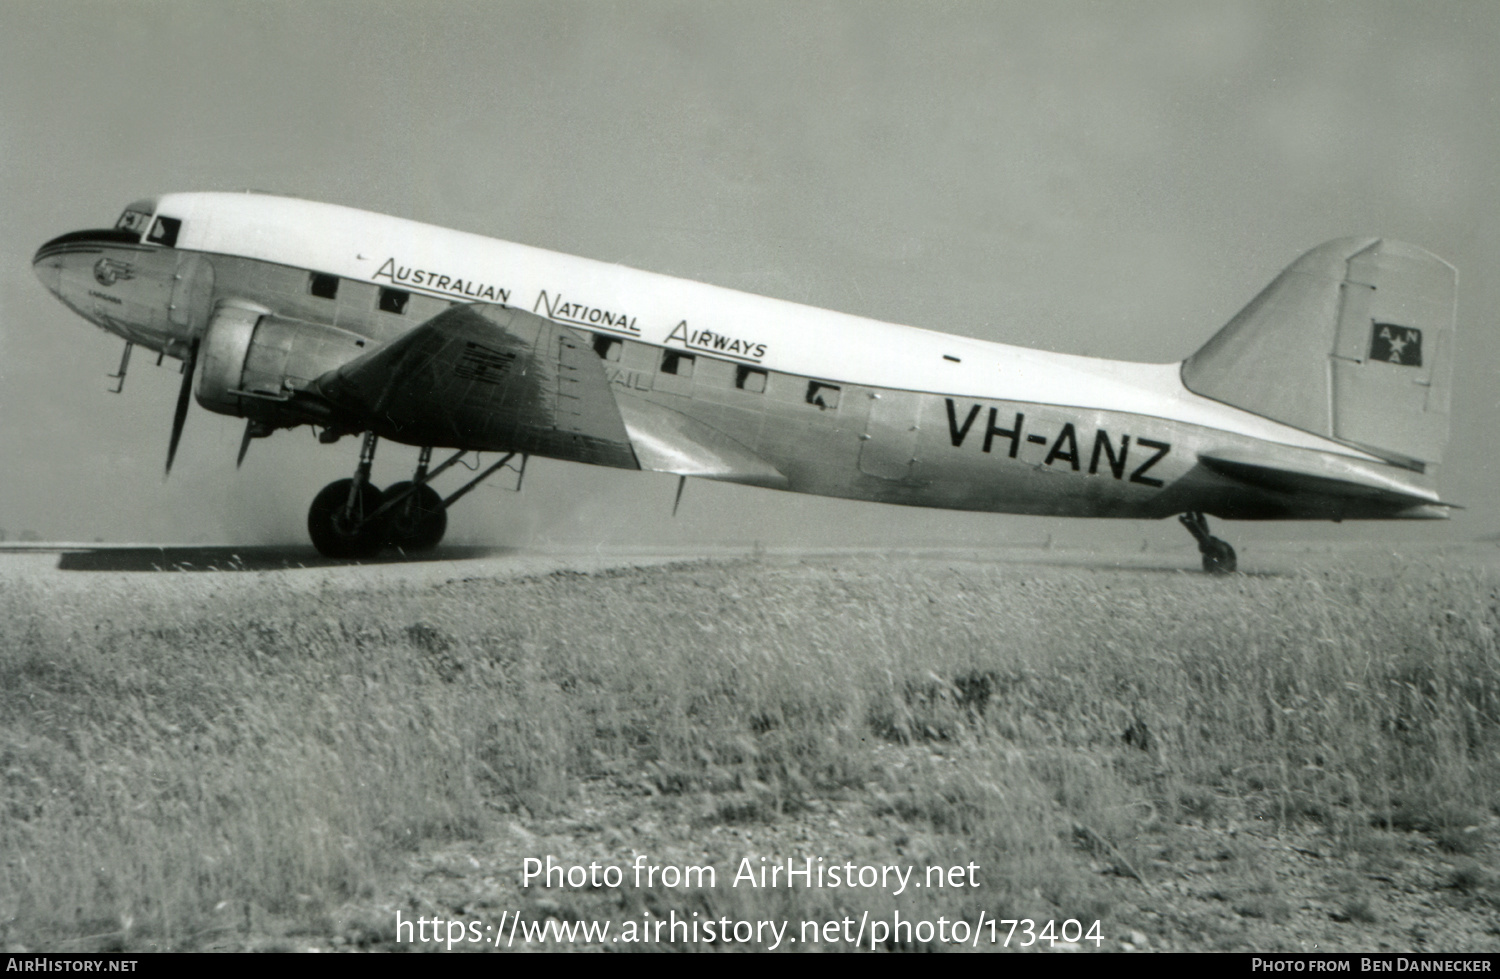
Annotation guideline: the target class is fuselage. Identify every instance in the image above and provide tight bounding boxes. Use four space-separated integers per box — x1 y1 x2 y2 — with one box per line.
34 192 1440 522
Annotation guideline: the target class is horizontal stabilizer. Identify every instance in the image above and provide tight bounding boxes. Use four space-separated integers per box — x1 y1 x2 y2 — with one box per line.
1198 447 1453 514
616 394 789 489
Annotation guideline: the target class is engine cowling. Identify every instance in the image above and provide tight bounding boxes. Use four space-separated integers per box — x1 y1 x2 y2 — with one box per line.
195 301 371 421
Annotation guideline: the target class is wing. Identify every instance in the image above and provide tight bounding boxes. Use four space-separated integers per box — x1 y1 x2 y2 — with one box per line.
312 303 639 468
310 303 788 488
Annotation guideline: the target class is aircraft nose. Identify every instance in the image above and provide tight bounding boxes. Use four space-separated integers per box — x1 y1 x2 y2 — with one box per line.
32 239 64 295
33 228 143 297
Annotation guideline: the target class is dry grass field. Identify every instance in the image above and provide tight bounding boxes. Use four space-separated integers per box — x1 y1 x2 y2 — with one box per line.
3 548 1500 951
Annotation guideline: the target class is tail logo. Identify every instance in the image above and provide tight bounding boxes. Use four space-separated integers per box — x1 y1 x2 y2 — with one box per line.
1370 323 1422 367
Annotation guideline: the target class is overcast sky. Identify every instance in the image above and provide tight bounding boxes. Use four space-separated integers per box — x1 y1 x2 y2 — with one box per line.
2 1 1497 550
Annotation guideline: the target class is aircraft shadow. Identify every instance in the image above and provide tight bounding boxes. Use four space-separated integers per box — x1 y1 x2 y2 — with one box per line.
49 544 1288 577
1015 561 1283 579
914 547 1287 577
55 545 513 572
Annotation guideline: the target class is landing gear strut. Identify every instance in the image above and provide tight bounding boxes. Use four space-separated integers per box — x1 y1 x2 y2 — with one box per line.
1178 511 1236 574
381 447 446 552
305 437 526 559
307 432 386 559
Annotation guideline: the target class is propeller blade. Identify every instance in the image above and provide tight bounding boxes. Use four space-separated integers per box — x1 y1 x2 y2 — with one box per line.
236 420 254 469
671 474 687 517
165 339 199 477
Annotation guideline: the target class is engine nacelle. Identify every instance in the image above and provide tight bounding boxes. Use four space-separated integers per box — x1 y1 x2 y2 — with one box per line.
195 301 371 420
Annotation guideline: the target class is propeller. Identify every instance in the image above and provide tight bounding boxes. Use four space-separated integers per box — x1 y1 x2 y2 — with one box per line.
164 338 199 477
236 421 255 469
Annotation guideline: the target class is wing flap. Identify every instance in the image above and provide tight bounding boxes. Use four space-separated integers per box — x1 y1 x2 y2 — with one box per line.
615 393 789 489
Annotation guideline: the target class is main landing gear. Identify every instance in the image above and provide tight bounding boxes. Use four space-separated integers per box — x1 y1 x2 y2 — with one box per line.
1178 511 1237 574
306 433 525 559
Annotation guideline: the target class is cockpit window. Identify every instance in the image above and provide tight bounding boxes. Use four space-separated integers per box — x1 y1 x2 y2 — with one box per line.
147 216 181 247
115 209 152 237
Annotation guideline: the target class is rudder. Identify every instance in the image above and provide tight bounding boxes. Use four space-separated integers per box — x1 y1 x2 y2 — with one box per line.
1182 237 1457 469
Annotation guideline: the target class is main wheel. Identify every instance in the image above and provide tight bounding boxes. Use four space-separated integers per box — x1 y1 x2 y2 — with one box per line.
1201 538 1237 575
308 479 386 559
382 481 447 552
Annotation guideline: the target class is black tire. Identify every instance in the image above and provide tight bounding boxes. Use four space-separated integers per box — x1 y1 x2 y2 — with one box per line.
1202 538 1237 575
308 479 386 559
382 481 447 552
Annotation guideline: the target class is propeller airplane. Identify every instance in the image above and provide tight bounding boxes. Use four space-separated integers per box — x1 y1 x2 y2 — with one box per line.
33 193 1459 571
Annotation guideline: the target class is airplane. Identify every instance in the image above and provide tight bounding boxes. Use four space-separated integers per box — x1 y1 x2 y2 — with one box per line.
32 193 1458 572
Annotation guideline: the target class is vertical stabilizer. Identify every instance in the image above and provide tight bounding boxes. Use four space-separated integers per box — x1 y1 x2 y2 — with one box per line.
1182 238 1456 468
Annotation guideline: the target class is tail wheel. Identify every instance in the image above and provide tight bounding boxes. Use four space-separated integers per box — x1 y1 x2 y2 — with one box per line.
1202 538 1237 575
382 481 447 552
1179 511 1237 575
308 479 386 559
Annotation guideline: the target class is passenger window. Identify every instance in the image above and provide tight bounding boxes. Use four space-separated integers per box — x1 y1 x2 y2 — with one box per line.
807 381 840 410
661 351 695 378
146 216 181 247
736 366 767 393
309 272 339 300
378 287 409 314
593 335 623 361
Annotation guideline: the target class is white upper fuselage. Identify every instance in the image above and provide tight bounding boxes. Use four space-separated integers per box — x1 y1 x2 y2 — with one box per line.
157 191 1375 462
42 190 1449 531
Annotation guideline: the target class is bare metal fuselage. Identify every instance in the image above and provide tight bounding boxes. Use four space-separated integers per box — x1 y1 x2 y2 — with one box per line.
33 194 1452 529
